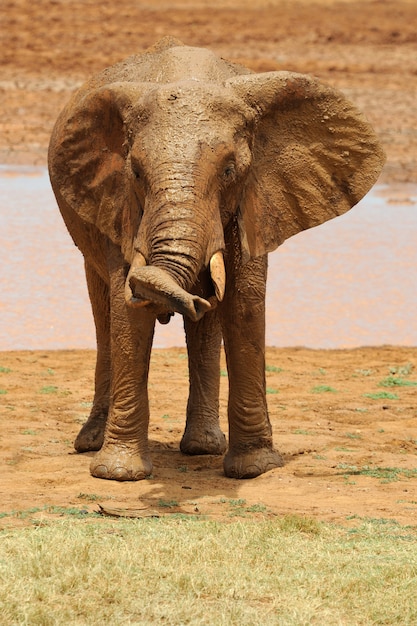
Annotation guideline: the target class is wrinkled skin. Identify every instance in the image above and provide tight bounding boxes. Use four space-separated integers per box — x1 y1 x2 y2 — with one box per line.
48 37 385 481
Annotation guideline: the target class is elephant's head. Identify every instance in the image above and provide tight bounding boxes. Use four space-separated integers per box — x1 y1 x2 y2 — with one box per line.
49 60 385 321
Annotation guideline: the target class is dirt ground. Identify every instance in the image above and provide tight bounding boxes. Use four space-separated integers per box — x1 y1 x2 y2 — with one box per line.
1 346 417 528
1 0 417 528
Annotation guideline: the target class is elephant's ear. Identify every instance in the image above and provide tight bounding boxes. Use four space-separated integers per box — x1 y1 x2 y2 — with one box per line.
48 83 143 263
227 72 385 260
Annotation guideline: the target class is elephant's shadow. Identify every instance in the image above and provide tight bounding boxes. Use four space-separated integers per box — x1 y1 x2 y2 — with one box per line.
82 438 288 515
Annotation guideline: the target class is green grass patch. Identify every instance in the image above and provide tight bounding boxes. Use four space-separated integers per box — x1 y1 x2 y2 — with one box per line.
0 366 11 373
158 499 179 508
337 464 417 483
245 503 267 513
266 387 279 394
0 389 7 395
294 429 315 435
354 368 374 377
379 376 417 388
0 505 97 521
345 432 362 440
218 499 272 518
312 385 338 393
44 505 94 518
39 385 59 394
77 493 103 502
265 364 283 373
364 391 399 400
227 498 248 517
1 516 416 624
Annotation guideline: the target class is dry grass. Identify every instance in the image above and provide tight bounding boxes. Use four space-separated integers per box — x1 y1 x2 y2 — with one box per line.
1 515 416 625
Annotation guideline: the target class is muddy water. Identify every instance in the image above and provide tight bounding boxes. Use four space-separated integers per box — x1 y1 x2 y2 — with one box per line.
0 165 416 350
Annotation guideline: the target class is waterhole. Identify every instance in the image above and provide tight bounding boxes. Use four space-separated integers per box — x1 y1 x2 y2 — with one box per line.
0 165 416 350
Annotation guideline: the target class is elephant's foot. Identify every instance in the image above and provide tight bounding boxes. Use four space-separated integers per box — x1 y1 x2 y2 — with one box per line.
223 446 283 479
90 442 153 481
180 423 227 456
74 410 108 452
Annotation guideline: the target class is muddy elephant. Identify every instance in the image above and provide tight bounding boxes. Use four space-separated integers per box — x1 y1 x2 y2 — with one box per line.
48 37 384 481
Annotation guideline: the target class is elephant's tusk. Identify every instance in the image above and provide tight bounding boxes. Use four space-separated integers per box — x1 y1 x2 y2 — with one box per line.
125 251 151 307
209 251 226 302
131 251 147 269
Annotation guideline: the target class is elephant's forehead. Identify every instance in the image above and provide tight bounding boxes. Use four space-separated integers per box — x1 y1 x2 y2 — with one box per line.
141 81 246 119
128 82 253 157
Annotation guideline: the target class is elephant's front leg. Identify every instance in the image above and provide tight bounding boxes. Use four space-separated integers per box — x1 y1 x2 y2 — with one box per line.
181 310 226 456
90 262 155 481
220 227 283 478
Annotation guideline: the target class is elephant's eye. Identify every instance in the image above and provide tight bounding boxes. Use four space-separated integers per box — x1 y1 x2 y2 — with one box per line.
222 163 236 182
131 158 143 182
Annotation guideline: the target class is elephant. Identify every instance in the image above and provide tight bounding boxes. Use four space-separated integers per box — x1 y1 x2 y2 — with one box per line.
48 37 385 481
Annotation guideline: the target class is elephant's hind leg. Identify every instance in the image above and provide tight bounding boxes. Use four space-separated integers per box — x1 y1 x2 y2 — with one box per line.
181 310 226 455
74 262 111 452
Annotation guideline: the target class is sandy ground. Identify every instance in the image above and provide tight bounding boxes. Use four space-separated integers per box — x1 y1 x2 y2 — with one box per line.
2 346 417 528
2 0 417 183
1 0 417 528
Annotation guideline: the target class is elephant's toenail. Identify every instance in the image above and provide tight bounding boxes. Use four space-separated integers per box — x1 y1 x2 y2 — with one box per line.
113 467 129 480
92 464 109 478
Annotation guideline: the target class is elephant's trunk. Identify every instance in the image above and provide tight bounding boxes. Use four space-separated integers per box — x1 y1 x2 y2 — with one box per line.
125 250 226 322
126 189 226 320
128 265 212 322
144 200 208 291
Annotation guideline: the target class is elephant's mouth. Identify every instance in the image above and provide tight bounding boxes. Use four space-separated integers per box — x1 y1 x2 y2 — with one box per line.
125 251 225 323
